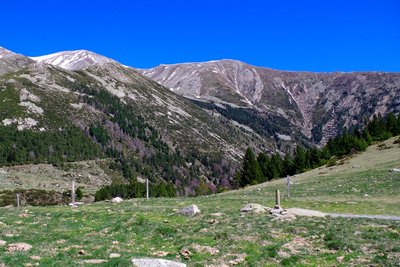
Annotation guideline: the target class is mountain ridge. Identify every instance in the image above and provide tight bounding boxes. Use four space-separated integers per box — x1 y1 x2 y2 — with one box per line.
141 60 400 144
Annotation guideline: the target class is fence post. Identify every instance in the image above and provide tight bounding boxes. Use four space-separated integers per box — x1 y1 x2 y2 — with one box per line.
275 189 281 207
146 178 149 199
16 193 20 208
71 179 76 204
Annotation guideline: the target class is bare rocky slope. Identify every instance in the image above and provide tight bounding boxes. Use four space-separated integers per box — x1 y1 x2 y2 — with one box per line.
141 60 400 144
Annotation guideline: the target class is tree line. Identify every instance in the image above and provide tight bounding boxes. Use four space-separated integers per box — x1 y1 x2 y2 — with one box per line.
0 125 101 166
236 113 400 187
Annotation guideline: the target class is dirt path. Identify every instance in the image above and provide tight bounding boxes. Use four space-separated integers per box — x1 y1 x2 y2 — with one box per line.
326 213 400 221
287 208 400 221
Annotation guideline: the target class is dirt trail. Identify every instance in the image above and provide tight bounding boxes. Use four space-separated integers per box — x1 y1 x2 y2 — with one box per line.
287 208 400 221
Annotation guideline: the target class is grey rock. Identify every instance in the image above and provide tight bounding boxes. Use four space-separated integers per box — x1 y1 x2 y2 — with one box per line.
240 203 271 214
111 197 123 203
179 205 201 216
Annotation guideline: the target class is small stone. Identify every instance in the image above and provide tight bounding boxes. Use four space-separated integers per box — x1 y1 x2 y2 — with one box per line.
6 243 32 252
78 249 85 255
132 258 186 267
0 240 6 246
109 253 120 258
180 248 192 259
240 203 270 214
192 244 219 255
30 256 41 261
228 253 246 265
112 241 119 245
151 251 169 257
81 259 107 264
207 219 218 224
199 228 208 233
336 256 344 263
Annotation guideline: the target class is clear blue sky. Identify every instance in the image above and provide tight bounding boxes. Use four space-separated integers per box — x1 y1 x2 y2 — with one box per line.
1 0 399 72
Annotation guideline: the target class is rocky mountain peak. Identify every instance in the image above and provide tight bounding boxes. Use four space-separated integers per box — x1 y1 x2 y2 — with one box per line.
0 47 17 59
30 50 116 70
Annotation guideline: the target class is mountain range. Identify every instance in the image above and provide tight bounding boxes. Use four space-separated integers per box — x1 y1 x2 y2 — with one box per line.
0 46 399 194
141 60 400 144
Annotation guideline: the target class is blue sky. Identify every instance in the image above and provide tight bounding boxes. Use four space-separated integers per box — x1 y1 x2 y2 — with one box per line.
1 0 399 71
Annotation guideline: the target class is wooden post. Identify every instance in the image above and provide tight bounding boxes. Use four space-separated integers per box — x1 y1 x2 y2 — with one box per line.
275 189 281 207
146 178 149 199
16 193 20 208
71 179 76 204
286 175 291 198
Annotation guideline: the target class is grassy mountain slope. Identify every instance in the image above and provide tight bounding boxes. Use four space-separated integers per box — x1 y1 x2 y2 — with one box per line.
0 137 398 266
0 53 280 194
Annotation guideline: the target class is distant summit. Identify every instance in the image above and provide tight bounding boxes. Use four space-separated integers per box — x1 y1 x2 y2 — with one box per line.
0 47 17 58
30 50 116 70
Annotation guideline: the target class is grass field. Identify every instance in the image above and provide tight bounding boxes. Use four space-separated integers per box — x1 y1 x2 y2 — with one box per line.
0 137 399 266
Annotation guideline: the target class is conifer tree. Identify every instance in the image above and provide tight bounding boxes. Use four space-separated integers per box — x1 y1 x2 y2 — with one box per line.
239 147 262 186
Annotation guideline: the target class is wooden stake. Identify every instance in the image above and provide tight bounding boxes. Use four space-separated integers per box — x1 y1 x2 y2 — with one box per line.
16 193 20 208
71 179 76 204
146 178 149 199
275 189 281 207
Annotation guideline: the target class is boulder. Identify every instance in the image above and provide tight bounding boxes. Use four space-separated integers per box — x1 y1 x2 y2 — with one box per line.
132 258 186 267
389 168 400 172
179 205 200 216
111 197 123 203
110 253 121 258
240 203 271 214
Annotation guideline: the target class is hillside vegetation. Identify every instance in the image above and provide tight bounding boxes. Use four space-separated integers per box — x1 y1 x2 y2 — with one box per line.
0 137 399 266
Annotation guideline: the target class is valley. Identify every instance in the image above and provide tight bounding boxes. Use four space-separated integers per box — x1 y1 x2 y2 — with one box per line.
0 137 399 266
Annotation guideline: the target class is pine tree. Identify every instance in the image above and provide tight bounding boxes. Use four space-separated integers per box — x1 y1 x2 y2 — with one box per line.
239 147 263 186
257 152 269 182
